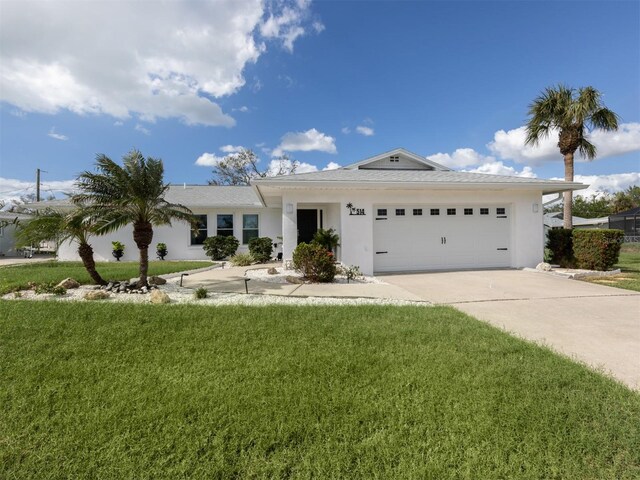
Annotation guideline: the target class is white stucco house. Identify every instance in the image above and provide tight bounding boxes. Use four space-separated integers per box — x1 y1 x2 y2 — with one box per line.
50 148 585 275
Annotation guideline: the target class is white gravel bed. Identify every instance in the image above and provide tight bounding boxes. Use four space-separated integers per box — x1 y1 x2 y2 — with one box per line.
245 266 386 285
2 279 429 307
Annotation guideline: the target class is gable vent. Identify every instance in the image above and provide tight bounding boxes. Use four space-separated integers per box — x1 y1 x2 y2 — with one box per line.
389 156 400 162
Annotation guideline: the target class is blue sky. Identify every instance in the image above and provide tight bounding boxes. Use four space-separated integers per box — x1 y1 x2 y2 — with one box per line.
1 0 638 203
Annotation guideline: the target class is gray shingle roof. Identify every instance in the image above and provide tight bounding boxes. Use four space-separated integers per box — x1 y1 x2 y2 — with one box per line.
165 185 261 207
254 168 582 186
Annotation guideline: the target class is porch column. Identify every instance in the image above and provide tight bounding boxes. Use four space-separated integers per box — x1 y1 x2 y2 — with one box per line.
282 195 297 263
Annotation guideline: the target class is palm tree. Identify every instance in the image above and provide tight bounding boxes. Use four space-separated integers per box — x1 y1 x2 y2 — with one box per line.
15 208 107 285
74 150 195 287
525 85 619 228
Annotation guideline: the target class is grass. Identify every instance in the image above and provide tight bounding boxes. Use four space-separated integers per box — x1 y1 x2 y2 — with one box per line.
0 260 211 295
1 302 638 478
583 243 640 292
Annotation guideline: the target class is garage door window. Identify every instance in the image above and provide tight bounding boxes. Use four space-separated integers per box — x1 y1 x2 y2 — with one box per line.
430 208 439 216
395 209 405 216
377 208 387 216
497 208 506 215
480 208 489 215
464 208 473 215
413 209 422 216
447 208 456 215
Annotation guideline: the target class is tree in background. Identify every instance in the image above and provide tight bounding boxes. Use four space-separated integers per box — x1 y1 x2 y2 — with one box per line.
544 186 639 218
74 150 195 288
612 186 640 213
208 148 298 186
525 85 619 228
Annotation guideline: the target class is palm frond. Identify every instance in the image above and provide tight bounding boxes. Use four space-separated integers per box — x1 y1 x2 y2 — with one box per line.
577 138 597 160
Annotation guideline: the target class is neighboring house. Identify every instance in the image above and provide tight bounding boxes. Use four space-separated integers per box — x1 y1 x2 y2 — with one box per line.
609 207 640 242
543 212 609 239
38 148 586 274
0 212 32 256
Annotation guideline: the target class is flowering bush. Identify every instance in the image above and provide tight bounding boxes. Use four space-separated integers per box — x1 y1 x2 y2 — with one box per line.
292 242 336 282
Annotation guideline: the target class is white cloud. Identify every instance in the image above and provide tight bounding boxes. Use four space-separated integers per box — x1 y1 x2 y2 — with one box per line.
272 128 337 156
488 123 640 165
341 127 350 134
220 145 244 153
552 172 640 198
355 125 374 136
463 161 537 178
134 124 150 135
323 162 341 170
195 152 225 167
0 0 319 127
260 1 319 52
427 148 495 168
233 106 249 113
47 127 68 141
0 176 76 207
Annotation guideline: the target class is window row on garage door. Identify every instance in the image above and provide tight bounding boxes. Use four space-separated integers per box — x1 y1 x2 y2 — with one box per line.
373 205 511 272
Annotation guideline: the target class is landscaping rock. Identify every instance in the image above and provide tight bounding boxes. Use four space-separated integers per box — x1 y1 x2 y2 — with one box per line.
149 276 167 285
57 278 80 289
267 267 278 275
84 290 110 300
150 290 170 304
285 275 305 284
536 262 552 272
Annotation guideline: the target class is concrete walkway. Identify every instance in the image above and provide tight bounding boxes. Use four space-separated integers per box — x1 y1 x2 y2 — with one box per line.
0 255 56 267
382 270 640 390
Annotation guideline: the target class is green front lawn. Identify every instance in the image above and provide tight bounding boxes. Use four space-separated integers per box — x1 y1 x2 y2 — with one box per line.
1 302 638 478
0 260 211 295
584 243 640 292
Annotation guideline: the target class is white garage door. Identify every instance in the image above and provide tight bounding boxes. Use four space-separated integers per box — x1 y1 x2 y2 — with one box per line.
373 205 511 272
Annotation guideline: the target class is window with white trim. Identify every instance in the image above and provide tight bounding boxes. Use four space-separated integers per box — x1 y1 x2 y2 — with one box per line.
464 208 473 215
480 208 489 215
190 215 208 245
395 208 405 216
217 214 234 237
430 208 440 216
377 208 387 216
447 208 456 215
242 214 259 244
413 209 422 216
497 208 506 215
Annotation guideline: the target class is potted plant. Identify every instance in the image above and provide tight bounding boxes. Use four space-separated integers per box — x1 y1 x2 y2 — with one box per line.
156 242 168 260
111 241 125 261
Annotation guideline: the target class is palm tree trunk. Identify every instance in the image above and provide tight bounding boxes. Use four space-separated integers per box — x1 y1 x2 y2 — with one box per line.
77 242 107 285
133 221 153 287
563 152 574 229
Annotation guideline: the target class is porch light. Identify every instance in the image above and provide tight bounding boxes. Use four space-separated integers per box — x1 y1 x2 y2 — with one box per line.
286 203 294 214
532 203 539 213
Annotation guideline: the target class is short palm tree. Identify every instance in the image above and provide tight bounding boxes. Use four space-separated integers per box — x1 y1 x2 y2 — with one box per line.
525 85 619 228
15 208 107 285
74 150 195 287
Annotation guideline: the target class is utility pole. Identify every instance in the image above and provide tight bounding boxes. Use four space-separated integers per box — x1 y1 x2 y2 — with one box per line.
36 168 41 202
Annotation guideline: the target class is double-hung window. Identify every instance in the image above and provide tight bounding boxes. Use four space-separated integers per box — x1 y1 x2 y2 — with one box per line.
217 214 234 237
190 214 208 245
242 214 259 244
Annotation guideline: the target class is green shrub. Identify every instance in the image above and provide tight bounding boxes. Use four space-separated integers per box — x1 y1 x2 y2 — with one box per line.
342 265 362 283
111 241 125 261
292 242 336 283
546 229 574 267
248 237 273 263
156 242 168 260
230 252 254 266
194 287 208 299
34 282 66 295
203 236 239 260
312 228 340 253
573 229 624 271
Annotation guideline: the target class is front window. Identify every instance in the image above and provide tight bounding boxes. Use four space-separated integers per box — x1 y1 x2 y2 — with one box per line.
217 214 234 237
190 214 208 245
242 214 259 244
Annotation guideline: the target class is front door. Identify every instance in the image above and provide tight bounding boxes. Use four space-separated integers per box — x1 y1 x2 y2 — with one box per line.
297 209 318 244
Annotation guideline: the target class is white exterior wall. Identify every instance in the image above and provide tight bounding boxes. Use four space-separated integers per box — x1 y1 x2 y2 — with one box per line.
58 208 282 262
280 188 544 275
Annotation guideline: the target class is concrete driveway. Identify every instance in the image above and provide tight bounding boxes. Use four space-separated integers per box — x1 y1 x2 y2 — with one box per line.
382 270 640 390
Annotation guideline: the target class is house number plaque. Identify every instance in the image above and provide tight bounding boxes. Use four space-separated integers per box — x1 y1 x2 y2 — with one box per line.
346 203 366 216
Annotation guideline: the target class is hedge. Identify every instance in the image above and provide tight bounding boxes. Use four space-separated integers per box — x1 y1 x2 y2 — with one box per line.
546 229 574 267
292 242 336 283
203 236 239 261
573 229 624 271
248 237 273 263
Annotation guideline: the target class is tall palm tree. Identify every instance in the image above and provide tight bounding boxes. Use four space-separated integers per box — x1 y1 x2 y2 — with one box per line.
74 150 195 287
15 208 107 285
525 85 619 228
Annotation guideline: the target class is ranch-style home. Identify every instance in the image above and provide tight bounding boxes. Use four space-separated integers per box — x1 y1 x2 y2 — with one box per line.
51 148 585 275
